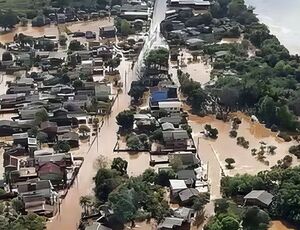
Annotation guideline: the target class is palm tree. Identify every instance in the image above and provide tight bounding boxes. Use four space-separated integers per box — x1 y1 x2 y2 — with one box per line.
79 196 92 216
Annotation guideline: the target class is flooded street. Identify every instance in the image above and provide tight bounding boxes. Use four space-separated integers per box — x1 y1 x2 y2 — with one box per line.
47 58 133 230
0 24 59 43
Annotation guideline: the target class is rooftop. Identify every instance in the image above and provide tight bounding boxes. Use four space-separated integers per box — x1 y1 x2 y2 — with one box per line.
169 179 187 190
244 190 274 206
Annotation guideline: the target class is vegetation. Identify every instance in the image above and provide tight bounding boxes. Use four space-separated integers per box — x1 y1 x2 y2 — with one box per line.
145 48 169 69
93 161 172 227
0 10 19 31
0 201 46 229
79 125 91 137
289 145 300 158
115 17 133 36
179 0 300 133
54 141 71 153
204 124 219 139
116 110 134 130
221 166 300 226
225 158 235 169
205 198 270 230
111 157 128 176
128 81 147 103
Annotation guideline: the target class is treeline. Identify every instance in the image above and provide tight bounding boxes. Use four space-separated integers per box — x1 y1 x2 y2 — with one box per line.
203 0 300 132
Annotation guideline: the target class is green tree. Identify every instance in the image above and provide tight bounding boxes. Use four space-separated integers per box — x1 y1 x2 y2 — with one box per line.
145 48 169 69
258 96 277 127
0 10 18 31
189 89 207 113
69 40 83 51
169 156 183 172
225 158 235 169
120 19 131 36
242 206 270 230
192 193 210 215
111 157 128 175
34 109 48 125
94 168 122 202
106 57 121 71
128 82 146 103
221 216 240 230
214 199 229 214
80 195 92 216
127 135 143 150
79 125 91 136
156 169 176 186
73 79 84 90
116 110 134 129
36 131 48 146
54 141 71 153
276 106 296 131
142 169 158 184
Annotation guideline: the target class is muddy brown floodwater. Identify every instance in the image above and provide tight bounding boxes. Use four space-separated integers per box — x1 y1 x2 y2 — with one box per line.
188 111 299 200
0 18 113 45
46 58 134 229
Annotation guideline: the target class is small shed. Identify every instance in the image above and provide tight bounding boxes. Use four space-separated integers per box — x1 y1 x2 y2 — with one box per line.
244 190 274 208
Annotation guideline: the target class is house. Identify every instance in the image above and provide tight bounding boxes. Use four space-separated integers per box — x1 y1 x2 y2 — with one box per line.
0 120 19 136
169 152 200 167
159 115 184 127
95 83 111 100
58 132 79 148
50 108 72 126
40 121 58 138
22 195 54 216
163 130 189 150
7 86 32 95
38 162 65 185
16 179 56 200
174 207 195 222
57 13 66 23
19 107 47 120
185 38 204 49
177 169 196 187
169 0 211 10
244 190 274 208
99 26 116 38
169 179 187 199
13 132 28 147
120 11 149 20
35 153 69 167
133 114 159 132
178 188 199 205
158 217 185 229
161 122 175 131
0 93 26 108
158 101 182 113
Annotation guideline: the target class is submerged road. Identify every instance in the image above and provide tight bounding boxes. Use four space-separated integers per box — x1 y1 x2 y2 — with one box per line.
47 1 167 229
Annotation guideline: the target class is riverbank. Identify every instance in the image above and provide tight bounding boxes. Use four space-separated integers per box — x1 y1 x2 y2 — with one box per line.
245 0 300 55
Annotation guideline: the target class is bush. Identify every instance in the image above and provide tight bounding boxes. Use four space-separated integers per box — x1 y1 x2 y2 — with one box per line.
204 124 218 139
225 158 235 169
127 134 143 150
229 130 237 138
116 110 134 130
289 145 300 159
